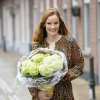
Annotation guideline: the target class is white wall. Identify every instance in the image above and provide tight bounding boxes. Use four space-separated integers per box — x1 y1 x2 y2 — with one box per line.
3 2 13 50
14 0 30 54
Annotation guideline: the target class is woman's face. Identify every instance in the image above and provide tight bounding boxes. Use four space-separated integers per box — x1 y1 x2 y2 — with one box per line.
45 14 60 36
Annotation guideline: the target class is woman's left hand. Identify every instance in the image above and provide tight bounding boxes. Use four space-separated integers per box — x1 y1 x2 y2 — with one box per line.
38 90 53 100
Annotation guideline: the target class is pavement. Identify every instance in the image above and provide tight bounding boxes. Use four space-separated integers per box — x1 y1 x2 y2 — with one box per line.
0 49 100 100
0 49 31 100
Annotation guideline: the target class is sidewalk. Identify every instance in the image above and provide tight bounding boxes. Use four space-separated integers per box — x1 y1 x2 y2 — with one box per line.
0 49 100 100
0 49 31 100
73 78 93 100
72 77 100 100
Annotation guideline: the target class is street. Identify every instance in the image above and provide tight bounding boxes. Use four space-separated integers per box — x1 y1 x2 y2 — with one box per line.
0 49 100 100
0 50 31 100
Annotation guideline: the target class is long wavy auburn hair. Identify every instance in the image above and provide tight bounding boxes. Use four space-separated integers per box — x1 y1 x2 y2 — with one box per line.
32 8 69 44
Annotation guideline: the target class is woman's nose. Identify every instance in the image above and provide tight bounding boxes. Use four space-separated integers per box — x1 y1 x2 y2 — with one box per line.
51 25 55 29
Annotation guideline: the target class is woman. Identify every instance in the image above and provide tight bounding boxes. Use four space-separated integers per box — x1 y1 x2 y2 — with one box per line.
29 8 84 100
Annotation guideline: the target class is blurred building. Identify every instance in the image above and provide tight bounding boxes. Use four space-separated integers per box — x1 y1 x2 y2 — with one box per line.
0 0 100 84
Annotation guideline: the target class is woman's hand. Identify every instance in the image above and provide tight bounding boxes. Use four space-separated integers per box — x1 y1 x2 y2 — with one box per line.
28 87 38 97
63 73 70 81
38 90 53 100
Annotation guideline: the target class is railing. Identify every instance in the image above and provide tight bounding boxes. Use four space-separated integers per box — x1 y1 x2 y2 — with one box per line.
89 56 96 100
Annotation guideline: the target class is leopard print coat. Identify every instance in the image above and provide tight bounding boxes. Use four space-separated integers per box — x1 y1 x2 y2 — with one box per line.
29 35 84 100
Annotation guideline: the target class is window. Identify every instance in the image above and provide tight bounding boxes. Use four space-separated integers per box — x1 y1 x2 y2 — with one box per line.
40 0 44 13
62 0 67 24
72 17 78 40
46 0 50 9
40 0 45 18
97 2 100 40
33 0 40 32
83 3 91 50
71 0 79 40
53 0 58 8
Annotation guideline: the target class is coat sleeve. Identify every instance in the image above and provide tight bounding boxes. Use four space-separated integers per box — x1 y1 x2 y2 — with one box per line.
67 38 84 81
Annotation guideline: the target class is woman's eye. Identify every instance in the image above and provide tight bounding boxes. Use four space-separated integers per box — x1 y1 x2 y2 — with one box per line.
54 22 58 24
47 22 51 25
46 22 59 25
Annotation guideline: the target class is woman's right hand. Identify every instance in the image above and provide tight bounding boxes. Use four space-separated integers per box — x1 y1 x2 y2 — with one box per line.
38 90 53 100
28 87 38 97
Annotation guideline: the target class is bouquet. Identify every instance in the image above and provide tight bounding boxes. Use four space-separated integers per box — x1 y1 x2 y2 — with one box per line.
17 48 68 92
